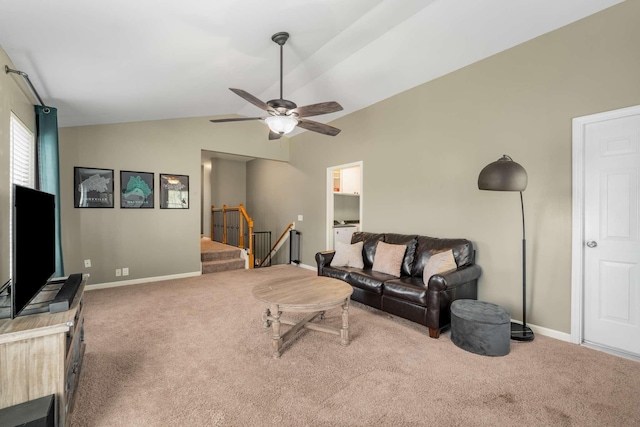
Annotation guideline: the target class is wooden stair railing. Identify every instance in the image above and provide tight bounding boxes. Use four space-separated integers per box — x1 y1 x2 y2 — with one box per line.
258 222 295 268
211 204 254 269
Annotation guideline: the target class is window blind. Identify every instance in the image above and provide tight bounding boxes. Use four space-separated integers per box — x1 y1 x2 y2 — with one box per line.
10 113 35 189
9 113 35 278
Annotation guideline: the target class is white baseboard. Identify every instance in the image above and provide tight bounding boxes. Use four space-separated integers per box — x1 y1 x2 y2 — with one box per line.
292 262 316 271
86 271 202 290
511 319 571 342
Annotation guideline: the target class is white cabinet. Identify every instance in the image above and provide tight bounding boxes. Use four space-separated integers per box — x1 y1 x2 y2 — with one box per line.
333 166 360 195
334 225 358 246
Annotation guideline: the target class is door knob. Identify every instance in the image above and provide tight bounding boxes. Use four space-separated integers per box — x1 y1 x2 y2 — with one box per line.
586 240 598 248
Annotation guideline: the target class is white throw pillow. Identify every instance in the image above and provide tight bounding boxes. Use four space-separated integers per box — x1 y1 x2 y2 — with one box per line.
372 241 406 277
423 249 457 285
330 241 364 268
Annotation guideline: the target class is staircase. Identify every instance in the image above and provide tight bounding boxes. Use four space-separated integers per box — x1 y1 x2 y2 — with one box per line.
201 238 245 274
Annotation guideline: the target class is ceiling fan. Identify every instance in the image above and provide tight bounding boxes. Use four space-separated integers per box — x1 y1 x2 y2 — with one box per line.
210 32 343 140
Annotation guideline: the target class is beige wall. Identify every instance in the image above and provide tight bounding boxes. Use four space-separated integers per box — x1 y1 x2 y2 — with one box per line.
58 118 288 284
2 1 638 333
246 1 640 334
0 48 37 286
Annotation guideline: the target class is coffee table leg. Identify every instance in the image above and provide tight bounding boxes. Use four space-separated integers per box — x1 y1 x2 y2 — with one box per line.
341 299 350 346
270 303 283 358
262 307 271 328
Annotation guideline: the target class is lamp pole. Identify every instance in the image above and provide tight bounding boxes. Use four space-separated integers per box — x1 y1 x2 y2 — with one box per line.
513 190 534 341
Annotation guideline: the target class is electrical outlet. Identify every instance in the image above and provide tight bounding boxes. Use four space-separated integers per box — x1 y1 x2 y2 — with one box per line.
115 269 121 277
298 214 303 221
84 259 91 268
122 267 129 276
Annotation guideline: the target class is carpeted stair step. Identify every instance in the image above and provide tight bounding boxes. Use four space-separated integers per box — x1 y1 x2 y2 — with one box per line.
202 258 246 274
201 248 242 262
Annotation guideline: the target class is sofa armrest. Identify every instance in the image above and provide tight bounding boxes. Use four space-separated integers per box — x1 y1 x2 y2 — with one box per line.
427 264 482 292
425 264 482 336
315 250 336 276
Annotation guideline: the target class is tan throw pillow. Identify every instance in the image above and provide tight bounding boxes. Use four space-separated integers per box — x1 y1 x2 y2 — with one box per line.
423 249 457 285
330 241 364 268
372 241 406 277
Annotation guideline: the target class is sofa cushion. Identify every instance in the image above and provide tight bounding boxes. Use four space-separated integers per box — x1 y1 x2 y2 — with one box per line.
351 232 385 269
423 249 457 285
348 269 393 294
330 241 364 268
383 234 418 277
372 241 406 277
411 236 474 278
383 277 428 306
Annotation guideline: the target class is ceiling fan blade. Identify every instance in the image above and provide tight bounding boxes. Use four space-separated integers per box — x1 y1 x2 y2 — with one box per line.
209 117 263 123
297 119 341 136
229 88 272 112
268 131 282 140
292 101 343 118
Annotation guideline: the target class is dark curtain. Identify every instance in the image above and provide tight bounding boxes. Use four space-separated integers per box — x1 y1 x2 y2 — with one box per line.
36 105 64 277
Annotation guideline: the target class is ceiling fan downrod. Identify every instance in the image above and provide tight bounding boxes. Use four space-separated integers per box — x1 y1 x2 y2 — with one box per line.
267 31 297 110
272 32 289 102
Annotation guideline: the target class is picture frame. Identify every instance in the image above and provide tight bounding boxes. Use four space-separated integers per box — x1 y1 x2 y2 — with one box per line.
120 170 154 208
159 174 189 209
74 167 114 208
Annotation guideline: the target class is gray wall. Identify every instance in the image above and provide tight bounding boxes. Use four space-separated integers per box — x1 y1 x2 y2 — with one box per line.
202 156 248 238
245 1 640 334
57 119 288 285
246 158 294 265
1 1 637 334
211 158 246 208
334 194 360 223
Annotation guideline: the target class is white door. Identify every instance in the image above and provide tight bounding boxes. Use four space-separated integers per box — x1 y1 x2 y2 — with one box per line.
583 111 640 356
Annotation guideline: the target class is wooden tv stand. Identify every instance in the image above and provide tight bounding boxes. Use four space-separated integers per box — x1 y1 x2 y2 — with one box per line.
0 274 87 427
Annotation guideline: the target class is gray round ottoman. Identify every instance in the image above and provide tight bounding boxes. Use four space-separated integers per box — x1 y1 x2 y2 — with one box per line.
450 299 510 356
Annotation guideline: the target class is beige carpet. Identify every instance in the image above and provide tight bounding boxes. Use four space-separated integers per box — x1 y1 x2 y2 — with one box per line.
200 236 236 253
70 265 640 426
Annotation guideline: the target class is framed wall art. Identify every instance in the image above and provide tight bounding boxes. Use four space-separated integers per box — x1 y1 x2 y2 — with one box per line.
160 174 189 209
120 170 154 208
74 167 114 208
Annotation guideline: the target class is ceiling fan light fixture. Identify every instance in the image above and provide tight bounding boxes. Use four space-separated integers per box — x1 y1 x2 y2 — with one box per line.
265 115 298 135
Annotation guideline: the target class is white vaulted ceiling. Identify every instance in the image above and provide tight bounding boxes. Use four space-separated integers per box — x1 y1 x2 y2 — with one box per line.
0 0 623 128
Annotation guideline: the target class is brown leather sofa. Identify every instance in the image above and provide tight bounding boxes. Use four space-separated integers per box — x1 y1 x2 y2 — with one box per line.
315 232 482 338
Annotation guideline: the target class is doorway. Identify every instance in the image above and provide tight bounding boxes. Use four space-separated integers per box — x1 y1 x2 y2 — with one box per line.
326 161 363 249
571 105 640 361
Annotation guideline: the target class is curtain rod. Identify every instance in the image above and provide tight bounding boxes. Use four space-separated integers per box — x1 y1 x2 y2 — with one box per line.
5 65 50 112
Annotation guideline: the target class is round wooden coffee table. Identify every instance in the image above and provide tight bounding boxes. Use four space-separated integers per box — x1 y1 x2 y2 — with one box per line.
252 276 353 358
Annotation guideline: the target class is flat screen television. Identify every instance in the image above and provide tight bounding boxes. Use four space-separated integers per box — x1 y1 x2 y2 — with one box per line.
10 184 56 318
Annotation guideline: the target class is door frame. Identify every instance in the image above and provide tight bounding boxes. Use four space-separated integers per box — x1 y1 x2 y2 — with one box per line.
571 104 640 346
326 161 363 249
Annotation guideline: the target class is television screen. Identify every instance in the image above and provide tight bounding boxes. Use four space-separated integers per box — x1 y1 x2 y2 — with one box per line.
11 184 56 318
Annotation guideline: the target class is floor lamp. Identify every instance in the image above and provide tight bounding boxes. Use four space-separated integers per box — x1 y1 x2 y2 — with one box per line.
478 155 534 342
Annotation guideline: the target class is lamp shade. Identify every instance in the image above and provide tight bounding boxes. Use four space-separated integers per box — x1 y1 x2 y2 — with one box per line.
265 115 298 135
478 155 527 191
